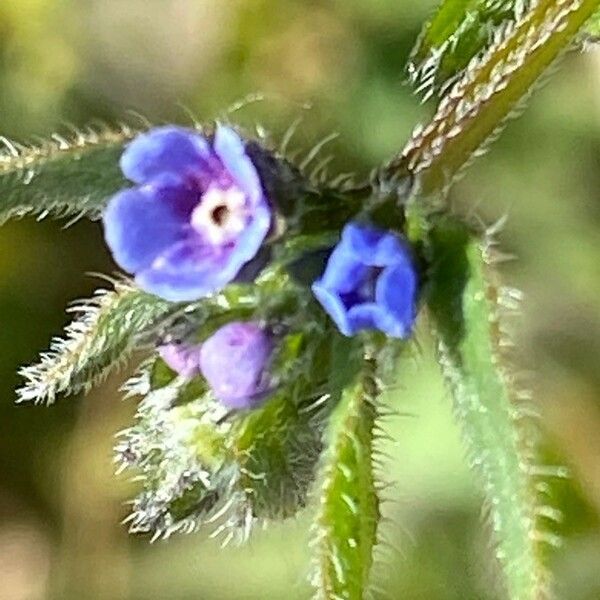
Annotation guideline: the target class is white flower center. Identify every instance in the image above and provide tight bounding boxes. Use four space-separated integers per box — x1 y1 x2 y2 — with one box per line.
191 186 248 245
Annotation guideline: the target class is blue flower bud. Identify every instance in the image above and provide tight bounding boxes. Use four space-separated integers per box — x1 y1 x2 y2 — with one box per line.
312 222 418 338
199 321 273 409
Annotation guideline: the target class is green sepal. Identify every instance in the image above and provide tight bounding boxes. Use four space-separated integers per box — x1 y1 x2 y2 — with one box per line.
149 357 178 390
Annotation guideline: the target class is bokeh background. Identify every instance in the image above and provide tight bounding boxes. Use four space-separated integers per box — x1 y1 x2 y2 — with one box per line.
0 1 599 599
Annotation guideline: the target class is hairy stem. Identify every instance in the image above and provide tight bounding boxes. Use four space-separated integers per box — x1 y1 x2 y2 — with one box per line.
389 0 599 194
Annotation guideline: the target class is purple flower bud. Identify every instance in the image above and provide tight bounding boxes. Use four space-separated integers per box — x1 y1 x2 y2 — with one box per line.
103 125 272 302
158 342 202 379
312 222 418 338
199 322 273 409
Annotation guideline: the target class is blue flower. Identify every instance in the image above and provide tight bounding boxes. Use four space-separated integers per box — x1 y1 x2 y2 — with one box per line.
199 322 273 409
312 222 418 338
103 125 271 301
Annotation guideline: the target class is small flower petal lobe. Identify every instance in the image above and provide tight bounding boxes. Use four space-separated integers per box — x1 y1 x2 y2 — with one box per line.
120 126 211 184
158 342 202 379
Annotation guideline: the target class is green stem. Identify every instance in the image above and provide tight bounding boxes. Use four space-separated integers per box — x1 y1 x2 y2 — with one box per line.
390 0 599 195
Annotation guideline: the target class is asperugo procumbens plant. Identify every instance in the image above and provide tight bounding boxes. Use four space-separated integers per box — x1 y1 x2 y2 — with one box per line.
4 1 598 598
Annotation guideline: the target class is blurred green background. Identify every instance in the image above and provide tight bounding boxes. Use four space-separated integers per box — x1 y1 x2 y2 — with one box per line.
0 1 598 598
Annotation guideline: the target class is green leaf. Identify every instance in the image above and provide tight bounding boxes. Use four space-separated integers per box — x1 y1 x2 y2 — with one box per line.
389 0 600 195
17 280 174 404
311 341 380 600
409 0 528 98
583 8 600 37
0 126 135 224
427 219 551 599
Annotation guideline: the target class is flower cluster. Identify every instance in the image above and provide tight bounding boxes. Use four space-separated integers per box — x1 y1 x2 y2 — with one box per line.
103 126 419 408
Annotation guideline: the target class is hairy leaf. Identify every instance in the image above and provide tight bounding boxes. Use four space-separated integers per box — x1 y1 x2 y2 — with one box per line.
120 374 325 542
230 390 324 524
427 220 551 599
390 0 600 195
17 281 174 404
311 341 380 600
122 344 324 541
409 0 530 98
0 126 135 224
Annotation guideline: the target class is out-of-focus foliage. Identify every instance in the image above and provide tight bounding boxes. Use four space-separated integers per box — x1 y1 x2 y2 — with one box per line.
0 1 599 599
